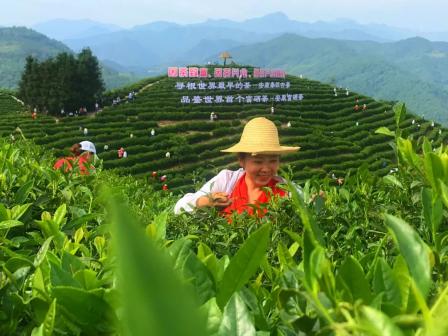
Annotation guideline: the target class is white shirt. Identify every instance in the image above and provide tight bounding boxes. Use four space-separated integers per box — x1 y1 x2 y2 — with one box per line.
174 169 244 214
174 169 301 215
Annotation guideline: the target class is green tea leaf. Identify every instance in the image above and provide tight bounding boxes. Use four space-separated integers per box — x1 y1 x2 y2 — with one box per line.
375 127 395 137
422 188 443 250
14 179 34 204
360 306 404 336
31 299 56 336
33 237 52 268
52 286 116 333
383 175 404 189
373 258 402 313
200 298 222 336
53 204 67 229
169 238 216 304
337 256 372 304
422 284 448 336
384 214 431 299
111 198 206 336
217 224 271 309
218 292 256 336
393 102 406 127
10 203 31 220
0 219 23 230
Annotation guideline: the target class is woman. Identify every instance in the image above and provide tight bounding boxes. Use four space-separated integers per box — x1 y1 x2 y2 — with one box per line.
54 140 96 175
174 117 300 216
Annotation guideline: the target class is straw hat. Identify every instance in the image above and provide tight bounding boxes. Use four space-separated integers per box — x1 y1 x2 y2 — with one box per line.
221 117 300 155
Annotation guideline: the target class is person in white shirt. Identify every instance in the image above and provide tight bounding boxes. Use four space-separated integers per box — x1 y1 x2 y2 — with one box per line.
174 117 300 215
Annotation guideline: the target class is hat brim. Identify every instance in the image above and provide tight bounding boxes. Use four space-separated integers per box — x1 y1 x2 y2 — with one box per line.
221 144 300 154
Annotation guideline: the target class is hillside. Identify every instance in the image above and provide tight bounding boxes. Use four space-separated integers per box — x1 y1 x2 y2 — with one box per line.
226 34 448 126
0 90 26 114
0 67 444 192
0 27 71 88
2 110 448 334
0 27 143 89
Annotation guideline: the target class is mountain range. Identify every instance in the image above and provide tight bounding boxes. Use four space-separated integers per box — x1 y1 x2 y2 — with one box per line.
0 27 142 90
1 12 448 124
30 12 448 74
228 34 448 125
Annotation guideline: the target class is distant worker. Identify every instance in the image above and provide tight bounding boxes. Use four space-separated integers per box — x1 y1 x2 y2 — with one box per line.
54 141 96 175
165 152 171 159
118 147 125 158
123 151 128 158
271 106 275 114
354 104 359 111
362 104 367 110
210 112 216 121
150 129 155 136
31 109 37 120
83 127 88 136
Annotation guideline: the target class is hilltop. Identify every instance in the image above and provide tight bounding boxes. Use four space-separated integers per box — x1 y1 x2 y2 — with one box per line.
0 67 444 191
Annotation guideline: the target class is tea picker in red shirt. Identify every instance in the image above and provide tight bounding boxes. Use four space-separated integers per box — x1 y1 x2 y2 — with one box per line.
54 141 96 175
174 117 300 216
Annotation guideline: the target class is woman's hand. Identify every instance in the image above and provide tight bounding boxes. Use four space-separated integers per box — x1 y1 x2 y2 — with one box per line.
196 192 232 209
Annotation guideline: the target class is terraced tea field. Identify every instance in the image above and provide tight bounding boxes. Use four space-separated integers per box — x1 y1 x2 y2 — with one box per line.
0 71 445 190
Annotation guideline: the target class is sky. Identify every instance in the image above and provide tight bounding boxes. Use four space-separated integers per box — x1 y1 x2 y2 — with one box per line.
1 0 447 32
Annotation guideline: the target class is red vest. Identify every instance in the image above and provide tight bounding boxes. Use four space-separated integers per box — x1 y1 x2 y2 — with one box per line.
222 173 286 217
53 155 92 175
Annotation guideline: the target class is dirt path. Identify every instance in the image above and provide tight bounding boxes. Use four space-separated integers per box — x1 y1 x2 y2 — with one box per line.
139 81 160 93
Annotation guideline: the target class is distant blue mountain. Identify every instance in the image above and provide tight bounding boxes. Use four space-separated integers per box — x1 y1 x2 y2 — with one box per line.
224 34 448 125
32 19 123 41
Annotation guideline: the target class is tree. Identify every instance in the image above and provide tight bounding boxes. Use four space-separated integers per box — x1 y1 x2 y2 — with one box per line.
18 56 39 109
18 49 105 115
76 48 105 109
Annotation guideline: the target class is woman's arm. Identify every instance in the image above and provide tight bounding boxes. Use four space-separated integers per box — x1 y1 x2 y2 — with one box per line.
174 170 233 214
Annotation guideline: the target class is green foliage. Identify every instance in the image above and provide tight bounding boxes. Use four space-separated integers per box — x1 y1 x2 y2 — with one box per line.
18 48 104 114
2 79 448 335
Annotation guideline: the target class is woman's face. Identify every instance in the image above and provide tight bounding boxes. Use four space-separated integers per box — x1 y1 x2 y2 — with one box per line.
70 143 82 156
239 154 280 187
